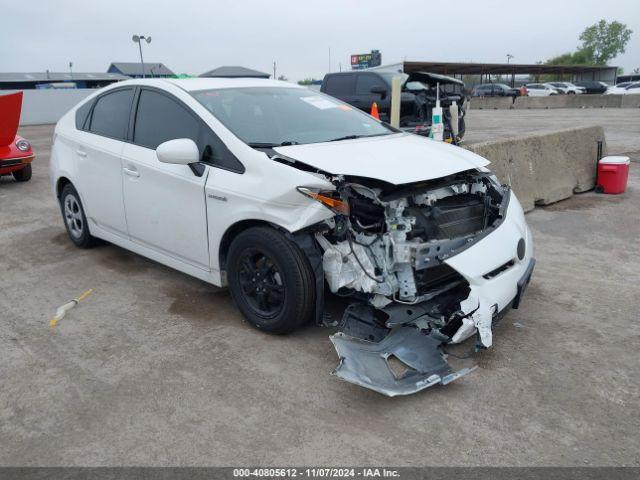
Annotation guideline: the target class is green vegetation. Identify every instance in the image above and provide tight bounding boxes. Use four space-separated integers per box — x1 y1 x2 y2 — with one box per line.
545 20 632 66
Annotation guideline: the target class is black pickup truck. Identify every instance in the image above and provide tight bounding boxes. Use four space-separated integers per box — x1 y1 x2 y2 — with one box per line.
320 70 467 142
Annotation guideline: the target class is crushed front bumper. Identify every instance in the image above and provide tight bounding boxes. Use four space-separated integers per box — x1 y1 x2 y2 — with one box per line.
330 258 536 397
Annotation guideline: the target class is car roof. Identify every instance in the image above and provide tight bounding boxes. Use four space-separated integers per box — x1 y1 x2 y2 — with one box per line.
109 77 304 92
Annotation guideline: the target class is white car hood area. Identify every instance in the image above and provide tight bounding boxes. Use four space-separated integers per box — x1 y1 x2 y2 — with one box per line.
274 133 490 185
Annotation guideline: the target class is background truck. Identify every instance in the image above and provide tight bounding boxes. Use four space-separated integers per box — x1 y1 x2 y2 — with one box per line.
321 70 467 142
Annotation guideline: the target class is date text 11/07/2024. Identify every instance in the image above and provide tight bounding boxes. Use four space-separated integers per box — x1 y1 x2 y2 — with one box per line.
232 468 400 478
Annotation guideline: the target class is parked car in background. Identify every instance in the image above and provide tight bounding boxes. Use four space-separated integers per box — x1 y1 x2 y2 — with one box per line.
321 70 467 142
0 92 35 183
50 78 534 396
621 82 640 94
524 83 558 96
546 82 585 94
606 82 640 95
574 81 608 94
472 83 520 98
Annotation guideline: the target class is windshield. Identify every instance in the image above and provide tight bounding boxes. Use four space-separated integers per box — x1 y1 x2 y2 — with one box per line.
191 87 393 147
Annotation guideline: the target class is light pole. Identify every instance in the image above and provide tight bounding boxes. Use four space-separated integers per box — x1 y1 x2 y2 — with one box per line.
506 54 514 64
69 62 73 78
132 35 152 78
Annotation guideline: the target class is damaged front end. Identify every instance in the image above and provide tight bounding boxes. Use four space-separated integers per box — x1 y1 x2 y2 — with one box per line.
299 168 525 396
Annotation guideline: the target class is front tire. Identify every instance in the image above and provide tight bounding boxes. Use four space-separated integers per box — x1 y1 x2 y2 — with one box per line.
59 183 97 248
227 227 316 334
12 164 32 182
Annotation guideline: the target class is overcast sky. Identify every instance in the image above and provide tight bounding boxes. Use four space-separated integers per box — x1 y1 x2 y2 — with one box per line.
1 0 638 80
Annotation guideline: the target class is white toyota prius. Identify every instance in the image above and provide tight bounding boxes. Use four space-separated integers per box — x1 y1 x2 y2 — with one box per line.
51 78 535 396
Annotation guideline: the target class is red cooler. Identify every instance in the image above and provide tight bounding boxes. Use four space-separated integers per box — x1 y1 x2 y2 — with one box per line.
597 156 630 194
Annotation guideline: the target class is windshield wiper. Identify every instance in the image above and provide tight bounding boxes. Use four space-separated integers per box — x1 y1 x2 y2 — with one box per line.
247 141 299 149
328 133 391 142
328 135 361 142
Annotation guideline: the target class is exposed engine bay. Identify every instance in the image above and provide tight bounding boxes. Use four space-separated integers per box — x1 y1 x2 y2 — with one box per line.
313 170 506 306
297 168 529 396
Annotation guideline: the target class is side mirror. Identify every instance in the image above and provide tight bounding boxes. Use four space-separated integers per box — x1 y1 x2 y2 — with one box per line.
156 138 200 165
370 85 387 98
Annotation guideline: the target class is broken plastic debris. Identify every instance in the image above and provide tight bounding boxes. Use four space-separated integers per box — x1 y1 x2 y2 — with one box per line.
49 289 94 327
451 293 494 348
330 327 476 397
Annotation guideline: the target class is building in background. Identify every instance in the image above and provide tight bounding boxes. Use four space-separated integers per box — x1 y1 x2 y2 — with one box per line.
107 62 174 78
199 66 270 78
0 72 128 90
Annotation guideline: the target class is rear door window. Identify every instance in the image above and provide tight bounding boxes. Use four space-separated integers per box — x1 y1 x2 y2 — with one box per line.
355 74 383 95
324 75 356 96
89 88 134 140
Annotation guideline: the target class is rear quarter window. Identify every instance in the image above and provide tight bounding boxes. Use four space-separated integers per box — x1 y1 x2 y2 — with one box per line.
75 99 93 130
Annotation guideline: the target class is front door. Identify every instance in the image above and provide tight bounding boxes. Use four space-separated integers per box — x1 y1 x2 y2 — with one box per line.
121 88 210 270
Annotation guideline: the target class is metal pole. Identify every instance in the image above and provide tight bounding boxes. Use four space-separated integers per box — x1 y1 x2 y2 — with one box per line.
273 61 276 79
138 40 145 78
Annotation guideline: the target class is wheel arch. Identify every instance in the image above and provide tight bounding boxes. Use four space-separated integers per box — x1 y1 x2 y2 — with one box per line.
218 219 325 328
218 219 291 275
56 176 72 199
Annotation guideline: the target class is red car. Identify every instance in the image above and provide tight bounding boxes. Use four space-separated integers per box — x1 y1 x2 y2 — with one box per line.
0 92 35 182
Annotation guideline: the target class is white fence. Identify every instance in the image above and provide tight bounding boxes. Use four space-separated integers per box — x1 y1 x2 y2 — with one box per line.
2 89 95 126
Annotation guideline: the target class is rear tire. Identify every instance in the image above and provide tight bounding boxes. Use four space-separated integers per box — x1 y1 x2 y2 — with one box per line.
59 183 98 248
12 164 32 182
227 226 316 334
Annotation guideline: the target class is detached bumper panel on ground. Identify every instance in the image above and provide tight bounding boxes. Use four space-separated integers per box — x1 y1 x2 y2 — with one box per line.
330 327 476 397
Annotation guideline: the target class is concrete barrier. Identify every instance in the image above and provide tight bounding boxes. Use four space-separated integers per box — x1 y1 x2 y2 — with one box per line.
621 95 640 108
464 126 606 212
514 94 623 109
1 89 94 126
468 97 514 110
468 94 640 110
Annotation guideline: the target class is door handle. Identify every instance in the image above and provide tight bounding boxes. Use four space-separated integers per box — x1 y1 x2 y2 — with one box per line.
123 167 140 178
76 149 87 157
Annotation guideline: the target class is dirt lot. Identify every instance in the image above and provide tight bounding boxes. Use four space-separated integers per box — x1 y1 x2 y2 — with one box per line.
1 112 639 466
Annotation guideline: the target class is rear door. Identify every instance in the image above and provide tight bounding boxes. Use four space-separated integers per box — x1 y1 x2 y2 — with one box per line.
76 87 134 236
354 73 386 114
120 88 210 269
322 74 356 106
